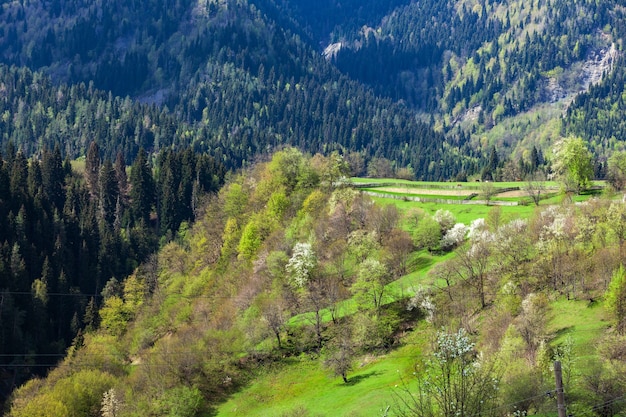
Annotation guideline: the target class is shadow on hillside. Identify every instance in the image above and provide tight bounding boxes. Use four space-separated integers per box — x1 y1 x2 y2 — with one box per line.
552 325 574 339
343 371 381 386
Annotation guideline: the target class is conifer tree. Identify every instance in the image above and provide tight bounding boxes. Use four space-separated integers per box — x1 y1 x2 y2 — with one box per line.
98 159 119 227
114 151 128 204
85 141 101 199
129 148 155 226
10 151 29 204
42 145 65 210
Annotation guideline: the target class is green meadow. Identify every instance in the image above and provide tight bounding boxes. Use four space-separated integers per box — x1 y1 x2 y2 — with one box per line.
215 178 613 417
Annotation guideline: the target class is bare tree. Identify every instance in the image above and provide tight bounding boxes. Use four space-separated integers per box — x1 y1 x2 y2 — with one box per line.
480 181 496 205
260 292 288 348
323 325 354 383
525 173 547 206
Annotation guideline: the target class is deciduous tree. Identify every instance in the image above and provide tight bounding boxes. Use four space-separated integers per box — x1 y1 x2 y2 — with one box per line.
606 265 626 335
552 136 593 194
395 328 499 417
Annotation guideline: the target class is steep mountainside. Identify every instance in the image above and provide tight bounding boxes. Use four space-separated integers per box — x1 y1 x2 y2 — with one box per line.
2 0 626 173
0 0 468 180
333 1 624 144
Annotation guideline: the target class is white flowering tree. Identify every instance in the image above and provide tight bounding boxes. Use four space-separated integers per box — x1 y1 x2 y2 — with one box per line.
440 223 468 251
396 328 499 417
286 242 317 287
286 242 327 347
407 286 435 323
434 209 456 234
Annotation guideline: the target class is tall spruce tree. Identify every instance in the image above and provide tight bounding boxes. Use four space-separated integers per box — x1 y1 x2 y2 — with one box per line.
41 145 65 210
85 141 101 199
98 159 119 227
114 151 128 204
129 148 155 226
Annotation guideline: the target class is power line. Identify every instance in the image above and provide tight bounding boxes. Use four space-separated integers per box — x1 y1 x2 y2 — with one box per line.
0 291 102 298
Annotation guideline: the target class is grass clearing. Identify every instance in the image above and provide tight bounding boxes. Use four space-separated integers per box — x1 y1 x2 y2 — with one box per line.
215 323 431 417
372 196 537 225
548 298 610 361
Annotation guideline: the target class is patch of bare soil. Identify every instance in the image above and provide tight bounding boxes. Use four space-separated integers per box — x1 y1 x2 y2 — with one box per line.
497 190 528 198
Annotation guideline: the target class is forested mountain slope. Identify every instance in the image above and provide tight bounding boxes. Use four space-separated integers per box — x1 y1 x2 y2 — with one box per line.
0 140 224 405
3 0 626 179
332 0 626 158
0 0 465 180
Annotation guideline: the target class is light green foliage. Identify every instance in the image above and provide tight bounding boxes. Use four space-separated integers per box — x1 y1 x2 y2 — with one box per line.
266 188 290 222
99 296 132 336
552 136 593 193
220 217 240 260
222 180 248 219
351 257 389 311
499 329 544 417
298 189 327 219
266 147 317 193
347 230 380 262
312 151 349 189
606 265 626 335
607 150 626 190
606 202 626 245
99 275 145 336
10 393 70 417
155 386 203 417
412 215 441 252
123 274 146 313
237 217 263 260
10 370 117 417
31 277 48 305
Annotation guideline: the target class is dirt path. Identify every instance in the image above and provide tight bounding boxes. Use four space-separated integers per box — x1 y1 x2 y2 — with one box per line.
374 186 477 196
497 190 529 198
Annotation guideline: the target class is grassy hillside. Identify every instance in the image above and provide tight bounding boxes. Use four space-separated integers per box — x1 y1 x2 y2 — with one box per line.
8 152 626 416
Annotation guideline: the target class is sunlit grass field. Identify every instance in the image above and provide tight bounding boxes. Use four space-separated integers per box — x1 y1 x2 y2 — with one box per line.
214 178 610 417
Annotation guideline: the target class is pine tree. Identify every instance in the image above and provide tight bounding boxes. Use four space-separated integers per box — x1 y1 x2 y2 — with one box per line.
157 150 180 236
129 148 155 226
85 141 101 199
42 145 66 210
98 159 119 227
10 151 29 205
114 151 128 204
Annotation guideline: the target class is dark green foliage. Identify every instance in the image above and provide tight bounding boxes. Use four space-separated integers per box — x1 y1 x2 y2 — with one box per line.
41 145 65 210
129 148 155 226
0 0 467 181
98 159 119 227
0 143 224 406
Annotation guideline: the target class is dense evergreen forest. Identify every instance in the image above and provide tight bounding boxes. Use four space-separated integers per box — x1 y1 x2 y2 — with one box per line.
1 0 624 181
0 141 224 403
